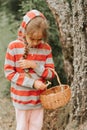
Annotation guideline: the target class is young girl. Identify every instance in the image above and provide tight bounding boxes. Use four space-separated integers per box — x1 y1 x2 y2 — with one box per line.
4 10 55 130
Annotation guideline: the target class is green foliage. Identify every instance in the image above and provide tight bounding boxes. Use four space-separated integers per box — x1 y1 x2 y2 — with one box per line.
0 11 17 97
0 0 22 19
3 81 11 98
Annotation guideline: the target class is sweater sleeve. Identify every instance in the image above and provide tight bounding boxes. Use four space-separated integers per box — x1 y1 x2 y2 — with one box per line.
4 43 35 88
34 47 55 79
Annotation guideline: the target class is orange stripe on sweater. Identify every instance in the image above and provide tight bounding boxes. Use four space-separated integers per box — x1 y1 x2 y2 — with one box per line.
16 74 24 85
47 53 53 58
6 53 14 61
14 55 23 61
12 97 41 105
42 65 55 78
6 53 51 62
27 54 46 61
11 87 43 96
9 41 24 50
7 72 16 80
45 64 54 68
21 21 26 28
42 70 48 77
6 53 23 62
4 64 14 70
26 12 36 19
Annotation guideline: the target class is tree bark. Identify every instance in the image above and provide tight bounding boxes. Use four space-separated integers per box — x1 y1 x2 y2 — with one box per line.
43 0 87 129
70 0 87 123
46 0 74 85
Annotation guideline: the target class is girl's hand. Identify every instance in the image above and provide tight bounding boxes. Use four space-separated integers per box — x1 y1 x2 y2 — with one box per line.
19 59 37 69
34 80 47 90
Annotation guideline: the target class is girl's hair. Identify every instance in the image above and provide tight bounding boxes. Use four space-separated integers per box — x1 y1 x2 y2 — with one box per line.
23 16 49 59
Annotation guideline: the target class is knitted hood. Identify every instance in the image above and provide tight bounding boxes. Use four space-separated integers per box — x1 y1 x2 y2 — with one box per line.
18 10 45 42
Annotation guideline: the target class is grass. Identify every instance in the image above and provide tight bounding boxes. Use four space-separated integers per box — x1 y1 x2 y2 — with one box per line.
0 11 16 96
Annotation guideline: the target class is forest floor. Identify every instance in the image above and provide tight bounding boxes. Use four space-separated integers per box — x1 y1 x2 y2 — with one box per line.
0 77 16 130
0 96 16 130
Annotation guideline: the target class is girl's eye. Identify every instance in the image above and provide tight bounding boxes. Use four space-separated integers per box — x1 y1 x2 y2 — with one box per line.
38 39 42 41
29 37 33 40
30 38 42 41
30 38 35 41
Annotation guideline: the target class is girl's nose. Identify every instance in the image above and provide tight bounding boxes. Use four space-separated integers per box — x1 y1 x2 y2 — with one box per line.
33 40 39 46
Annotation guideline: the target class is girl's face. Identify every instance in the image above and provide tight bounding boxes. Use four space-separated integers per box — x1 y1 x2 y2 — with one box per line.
25 31 43 47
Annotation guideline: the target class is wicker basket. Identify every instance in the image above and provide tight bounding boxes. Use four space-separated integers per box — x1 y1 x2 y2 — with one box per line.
40 69 71 109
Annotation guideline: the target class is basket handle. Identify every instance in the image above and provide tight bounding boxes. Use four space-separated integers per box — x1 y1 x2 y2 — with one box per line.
49 68 61 85
47 68 64 91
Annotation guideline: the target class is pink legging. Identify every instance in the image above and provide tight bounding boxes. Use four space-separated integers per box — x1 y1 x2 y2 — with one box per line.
15 108 44 130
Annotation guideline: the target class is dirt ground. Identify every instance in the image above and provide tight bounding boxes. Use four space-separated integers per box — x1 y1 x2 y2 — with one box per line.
0 97 16 130
0 77 16 130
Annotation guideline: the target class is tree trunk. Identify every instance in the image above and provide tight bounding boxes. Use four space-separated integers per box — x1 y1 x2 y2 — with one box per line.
43 0 87 129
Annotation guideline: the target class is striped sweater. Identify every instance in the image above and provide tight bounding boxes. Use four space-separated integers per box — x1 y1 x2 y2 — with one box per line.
4 40 55 110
